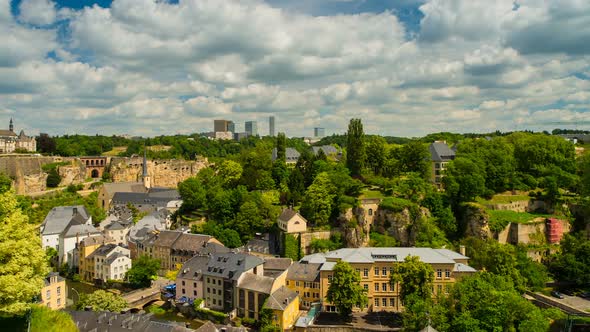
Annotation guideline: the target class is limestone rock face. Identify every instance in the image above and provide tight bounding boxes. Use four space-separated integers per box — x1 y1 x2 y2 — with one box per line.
17 173 47 194
372 207 432 246
109 157 209 188
340 207 371 248
461 203 492 239
58 162 85 186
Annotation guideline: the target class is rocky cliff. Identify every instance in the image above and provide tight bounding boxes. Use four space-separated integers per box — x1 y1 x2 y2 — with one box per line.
339 207 371 248
109 157 209 188
58 160 86 186
459 203 493 239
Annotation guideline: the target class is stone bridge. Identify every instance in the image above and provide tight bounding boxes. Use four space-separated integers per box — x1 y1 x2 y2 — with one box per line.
525 291 590 317
122 287 163 309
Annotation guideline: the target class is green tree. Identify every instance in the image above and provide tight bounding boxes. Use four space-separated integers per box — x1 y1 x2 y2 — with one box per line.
0 173 12 194
30 304 77 332
326 261 368 320
178 177 207 212
301 172 335 226
276 132 287 162
443 157 487 204
217 160 243 188
287 168 305 204
396 141 431 179
46 168 61 188
390 255 434 304
232 200 264 242
126 256 160 288
548 234 590 288
75 290 127 312
0 190 49 316
366 136 386 175
345 119 366 177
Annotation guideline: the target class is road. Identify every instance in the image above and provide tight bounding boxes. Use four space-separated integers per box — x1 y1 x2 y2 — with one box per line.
551 294 590 312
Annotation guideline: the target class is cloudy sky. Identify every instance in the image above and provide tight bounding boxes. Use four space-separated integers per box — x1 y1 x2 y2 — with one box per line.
1 0 589 137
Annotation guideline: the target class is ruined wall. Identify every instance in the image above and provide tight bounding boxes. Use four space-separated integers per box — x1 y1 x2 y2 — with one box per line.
485 200 549 213
0 156 56 194
109 157 209 188
297 230 336 255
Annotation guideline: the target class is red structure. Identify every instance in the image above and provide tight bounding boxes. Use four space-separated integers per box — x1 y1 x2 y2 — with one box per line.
546 218 564 244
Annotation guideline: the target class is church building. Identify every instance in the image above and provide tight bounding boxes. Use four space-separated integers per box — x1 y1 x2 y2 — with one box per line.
0 119 36 153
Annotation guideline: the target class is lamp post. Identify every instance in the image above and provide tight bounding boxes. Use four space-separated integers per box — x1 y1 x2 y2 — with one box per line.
71 287 80 306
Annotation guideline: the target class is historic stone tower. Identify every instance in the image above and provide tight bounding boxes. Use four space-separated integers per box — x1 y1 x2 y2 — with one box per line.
142 148 151 189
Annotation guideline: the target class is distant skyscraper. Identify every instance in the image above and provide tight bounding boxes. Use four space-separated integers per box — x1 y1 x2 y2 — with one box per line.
245 121 258 136
314 127 325 138
214 119 230 132
227 121 235 133
269 116 275 137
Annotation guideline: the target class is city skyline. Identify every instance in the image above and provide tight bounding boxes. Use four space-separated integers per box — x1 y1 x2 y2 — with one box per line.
1 0 589 137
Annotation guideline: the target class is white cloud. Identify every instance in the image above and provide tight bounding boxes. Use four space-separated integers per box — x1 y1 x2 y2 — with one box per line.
19 0 57 26
0 0 588 136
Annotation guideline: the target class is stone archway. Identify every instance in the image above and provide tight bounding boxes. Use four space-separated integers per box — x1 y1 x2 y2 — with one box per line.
91 169 100 178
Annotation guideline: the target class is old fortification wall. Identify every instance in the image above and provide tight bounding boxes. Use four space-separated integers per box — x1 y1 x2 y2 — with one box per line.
0 156 57 194
109 157 209 188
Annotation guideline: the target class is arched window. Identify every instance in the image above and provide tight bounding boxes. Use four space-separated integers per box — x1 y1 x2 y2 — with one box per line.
368 209 373 216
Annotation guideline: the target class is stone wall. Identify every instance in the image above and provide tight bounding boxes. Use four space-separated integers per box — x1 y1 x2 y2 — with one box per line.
109 157 209 188
298 230 336 255
58 160 86 186
495 219 571 245
485 200 548 213
0 155 57 194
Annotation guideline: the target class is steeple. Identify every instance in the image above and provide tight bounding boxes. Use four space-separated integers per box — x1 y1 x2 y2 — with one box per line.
9 118 13 132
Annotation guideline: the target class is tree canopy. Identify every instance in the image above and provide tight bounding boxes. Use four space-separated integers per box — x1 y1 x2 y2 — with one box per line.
75 290 127 312
0 190 49 316
326 261 368 319
345 119 366 177
126 256 160 288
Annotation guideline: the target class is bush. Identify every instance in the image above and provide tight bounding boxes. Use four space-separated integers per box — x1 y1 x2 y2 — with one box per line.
195 308 228 324
379 197 416 212
46 169 61 188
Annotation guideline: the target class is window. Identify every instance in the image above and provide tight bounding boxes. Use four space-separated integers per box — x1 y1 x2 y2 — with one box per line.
207 278 210 283
382 298 387 307
436 269 442 279
374 267 379 276
390 298 395 307
296 281 300 287
445 269 451 279
207 288 210 293
286 280 289 286
328 275 333 283
382 283 387 292
57 298 61 306
364 284 368 290
356 268 360 275
390 283 395 292
46 290 50 300
368 209 373 216
218 280 221 285
194 282 197 288
57 287 61 296
194 290 197 296
182 289 185 294
374 298 379 307
213 299 216 305
363 268 369 277
382 267 387 276
437 285 443 294
182 281 185 286
375 283 379 291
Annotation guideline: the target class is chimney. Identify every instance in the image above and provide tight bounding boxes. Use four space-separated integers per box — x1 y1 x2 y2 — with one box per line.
459 245 466 256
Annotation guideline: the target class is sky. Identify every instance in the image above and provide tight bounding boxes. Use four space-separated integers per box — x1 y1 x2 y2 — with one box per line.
1 0 589 137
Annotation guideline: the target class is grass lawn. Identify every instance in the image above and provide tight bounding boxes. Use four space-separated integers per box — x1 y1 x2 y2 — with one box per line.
101 146 127 156
360 190 385 199
487 210 553 224
476 194 531 205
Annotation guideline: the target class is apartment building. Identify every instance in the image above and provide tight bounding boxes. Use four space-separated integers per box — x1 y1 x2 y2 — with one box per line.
306 247 476 313
88 244 132 282
429 141 456 188
285 262 322 309
77 235 115 282
40 272 66 310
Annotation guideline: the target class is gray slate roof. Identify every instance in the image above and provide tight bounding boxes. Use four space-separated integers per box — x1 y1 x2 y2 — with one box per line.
203 253 264 281
278 208 298 222
102 182 147 195
44 272 65 286
263 257 292 272
237 273 275 294
87 243 119 259
312 145 338 156
42 205 90 235
68 311 193 332
105 252 129 265
128 212 168 242
265 286 298 311
177 256 211 280
272 147 300 162
429 142 456 162
321 247 469 265
62 224 101 238
286 262 321 282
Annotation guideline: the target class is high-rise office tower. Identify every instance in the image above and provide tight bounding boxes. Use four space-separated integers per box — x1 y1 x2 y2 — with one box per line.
245 121 258 136
269 116 275 137
214 120 230 132
227 121 235 133
314 127 325 138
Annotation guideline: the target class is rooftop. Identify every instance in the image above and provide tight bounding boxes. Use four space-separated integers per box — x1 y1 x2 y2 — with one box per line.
177 256 211 280
203 253 264 280
265 286 298 311
41 205 90 235
286 262 322 282
429 141 456 162
237 273 275 294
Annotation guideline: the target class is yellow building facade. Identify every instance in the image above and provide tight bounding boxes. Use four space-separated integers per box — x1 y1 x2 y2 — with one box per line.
40 273 66 310
309 248 475 313
266 286 300 331
78 235 114 282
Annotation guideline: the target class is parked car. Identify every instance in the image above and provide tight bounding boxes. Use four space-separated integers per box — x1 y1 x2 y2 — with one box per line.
551 291 564 299
563 289 575 296
579 292 590 299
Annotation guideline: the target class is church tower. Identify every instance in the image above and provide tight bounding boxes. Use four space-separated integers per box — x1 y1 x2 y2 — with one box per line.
9 118 13 132
142 147 151 189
